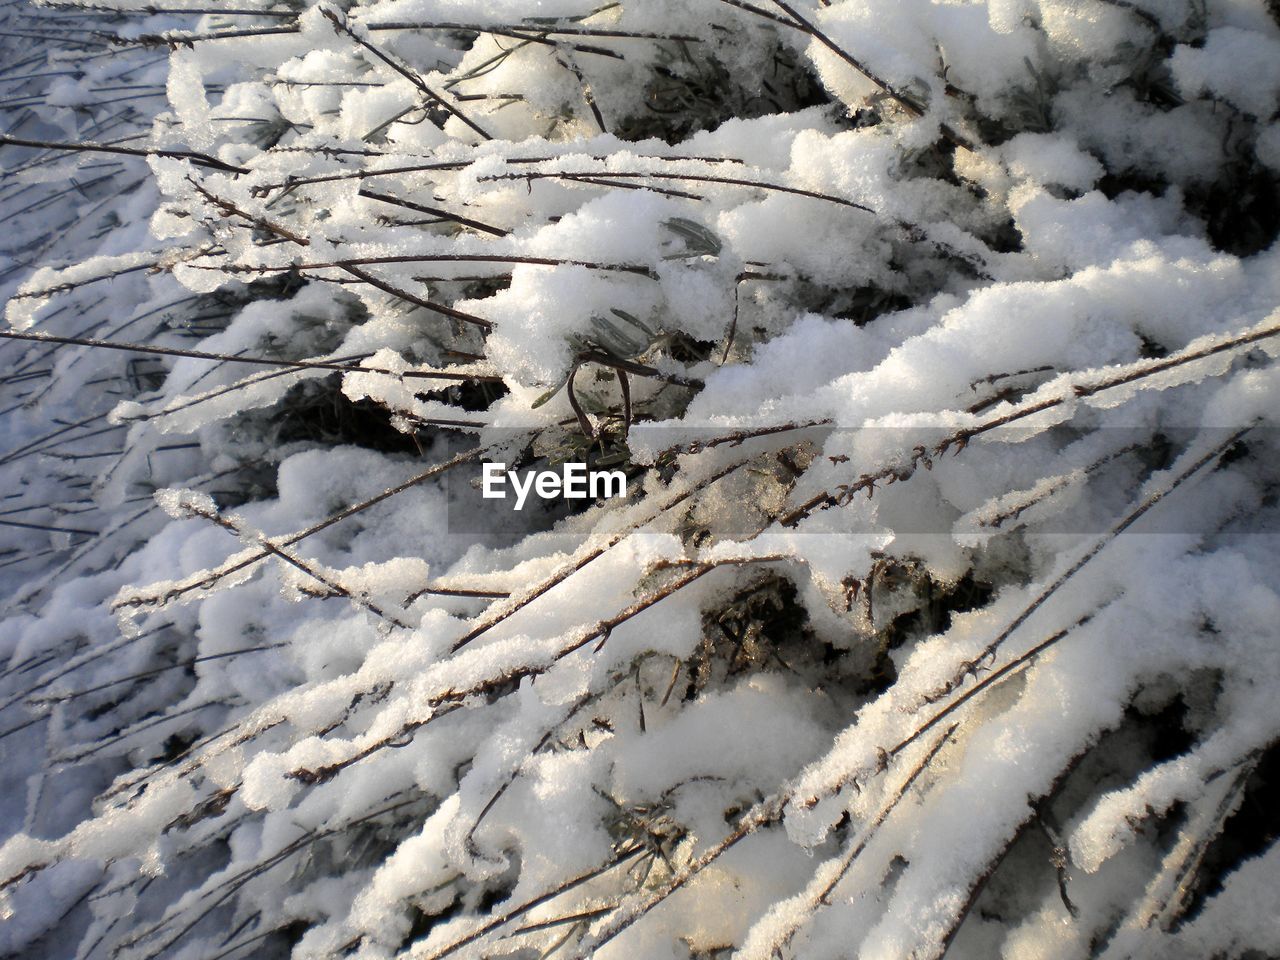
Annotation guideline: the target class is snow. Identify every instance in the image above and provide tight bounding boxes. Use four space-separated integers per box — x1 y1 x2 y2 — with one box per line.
1170 26 1280 119
3 0 1280 958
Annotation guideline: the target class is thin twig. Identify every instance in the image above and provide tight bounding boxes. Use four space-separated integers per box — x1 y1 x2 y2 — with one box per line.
0 329 500 382
188 179 494 331
320 8 493 141
781 319 1280 525
481 169 875 212
0 133 246 172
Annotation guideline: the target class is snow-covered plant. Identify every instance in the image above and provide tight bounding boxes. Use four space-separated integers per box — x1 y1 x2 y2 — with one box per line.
2 0 1280 958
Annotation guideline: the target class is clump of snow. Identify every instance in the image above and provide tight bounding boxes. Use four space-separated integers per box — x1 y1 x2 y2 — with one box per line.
1170 26 1280 118
3 1 1280 959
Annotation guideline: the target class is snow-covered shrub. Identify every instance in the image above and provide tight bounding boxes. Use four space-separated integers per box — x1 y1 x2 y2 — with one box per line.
2 0 1279 958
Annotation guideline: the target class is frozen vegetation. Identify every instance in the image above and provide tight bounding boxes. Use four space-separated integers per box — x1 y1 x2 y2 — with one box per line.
1 0 1279 958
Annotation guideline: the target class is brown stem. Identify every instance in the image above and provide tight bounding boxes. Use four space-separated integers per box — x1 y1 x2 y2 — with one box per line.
781 320 1280 526
767 0 926 115
0 329 499 382
482 169 875 213
566 362 595 438
580 349 702 388
0 134 248 174
209 252 655 278
761 725 959 958
113 446 487 613
320 9 493 142
251 153 741 191
189 179 494 331
357 187 508 237
289 563 721 785
448 454 753 654
810 426 1251 809
182 501 412 629
717 0 976 150
26 644 282 706
411 847 646 960
574 793 788 955
368 21 703 42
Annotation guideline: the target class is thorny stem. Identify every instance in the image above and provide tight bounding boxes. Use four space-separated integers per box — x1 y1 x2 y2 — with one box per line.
659 418 831 457
978 441 1144 530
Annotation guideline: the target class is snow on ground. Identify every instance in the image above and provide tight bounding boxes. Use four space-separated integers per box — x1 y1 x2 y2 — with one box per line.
1 1 1278 959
